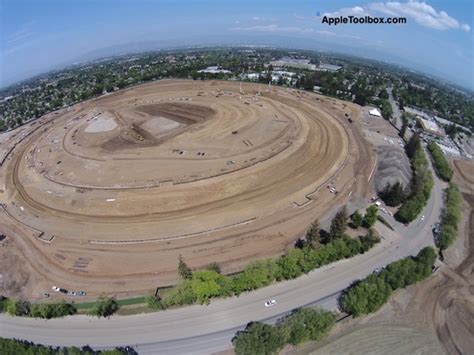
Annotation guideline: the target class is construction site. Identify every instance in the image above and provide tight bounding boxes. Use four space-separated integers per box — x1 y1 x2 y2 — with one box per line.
0 80 375 300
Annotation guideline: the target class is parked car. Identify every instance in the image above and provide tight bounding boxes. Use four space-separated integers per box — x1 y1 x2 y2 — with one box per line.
78 291 87 296
264 299 277 307
52 286 60 292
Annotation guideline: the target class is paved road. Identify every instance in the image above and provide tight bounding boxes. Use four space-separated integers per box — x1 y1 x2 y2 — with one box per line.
0 171 445 354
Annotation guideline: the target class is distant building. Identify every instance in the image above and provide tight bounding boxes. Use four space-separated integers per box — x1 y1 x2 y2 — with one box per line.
198 66 231 74
417 117 444 137
243 73 260 81
270 57 317 71
317 63 342 72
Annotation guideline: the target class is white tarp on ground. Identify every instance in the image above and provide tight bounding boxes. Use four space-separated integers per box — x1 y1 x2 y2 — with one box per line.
369 108 382 117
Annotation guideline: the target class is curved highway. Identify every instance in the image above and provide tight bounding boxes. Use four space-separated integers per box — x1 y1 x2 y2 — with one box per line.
0 164 444 354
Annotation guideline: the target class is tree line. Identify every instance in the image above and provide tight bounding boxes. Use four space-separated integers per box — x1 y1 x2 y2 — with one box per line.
0 295 119 319
427 141 453 182
341 246 437 315
147 207 381 309
0 337 135 355
396 134 434 223
436 183 462 250
233 308 336 355
231 246 438 353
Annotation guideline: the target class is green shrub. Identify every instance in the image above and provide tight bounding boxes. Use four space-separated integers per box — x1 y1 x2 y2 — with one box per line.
234 321 286 355
30 301 76 319
5 299 30 317
145 294 165 310
88 295 119 317
363 205 379 228
280 308 336 345
350 210 363 228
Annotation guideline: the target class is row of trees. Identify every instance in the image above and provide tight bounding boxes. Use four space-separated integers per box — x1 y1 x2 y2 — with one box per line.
396 134 434 223
436 183 462 250
427 142 453 182
147 208 381 309
1 299 76 319
231 247 438 353
233 308 336 354
0 295 119 319
0 337 134 355
341 247 437 316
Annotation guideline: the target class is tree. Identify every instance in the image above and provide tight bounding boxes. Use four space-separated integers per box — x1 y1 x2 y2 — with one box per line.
89 295 119 317
146 294 165 310
354 94 368 106
30 301 76 319
281 308 336 345
206 262 221 274
306 219 321 248
399 114 408 138
5 299 30 316
351 210 363 228
233 321 285 355
405 133 421 159
178 255 192 280
190 270 231 304
363 205 379 228
342 276 393 316
329 206 348 242
378 89 389 99
379 182 407 206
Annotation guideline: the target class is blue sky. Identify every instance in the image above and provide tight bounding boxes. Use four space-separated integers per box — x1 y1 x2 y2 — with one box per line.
0 0 473 89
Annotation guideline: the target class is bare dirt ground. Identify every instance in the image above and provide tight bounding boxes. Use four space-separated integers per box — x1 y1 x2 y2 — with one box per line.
0 80 374 300
288 159 474 355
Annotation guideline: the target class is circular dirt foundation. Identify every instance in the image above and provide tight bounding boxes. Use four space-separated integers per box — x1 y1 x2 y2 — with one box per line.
0 80 369 298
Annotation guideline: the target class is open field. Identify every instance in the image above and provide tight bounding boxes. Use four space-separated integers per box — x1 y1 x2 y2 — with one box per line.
0 80 374 300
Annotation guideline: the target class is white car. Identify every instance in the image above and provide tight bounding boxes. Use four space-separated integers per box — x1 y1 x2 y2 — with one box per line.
264 299 277 307
52 286 60 292
421 215 425 221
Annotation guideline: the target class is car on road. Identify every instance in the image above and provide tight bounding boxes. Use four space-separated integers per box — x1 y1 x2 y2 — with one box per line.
52 286 60 292
68 291 77 296
421 215 425 221
264 299 277 307
78 291 87 296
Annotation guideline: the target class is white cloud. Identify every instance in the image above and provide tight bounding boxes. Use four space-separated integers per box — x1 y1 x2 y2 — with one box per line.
324 1 470 32
7 21 36 45
323 6 370 17
231 24 314 34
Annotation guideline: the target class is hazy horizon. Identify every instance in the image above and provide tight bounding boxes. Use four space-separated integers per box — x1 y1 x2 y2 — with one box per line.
1 0 473 90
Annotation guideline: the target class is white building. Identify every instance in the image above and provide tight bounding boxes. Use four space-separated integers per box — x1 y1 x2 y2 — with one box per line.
198 66 231 74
